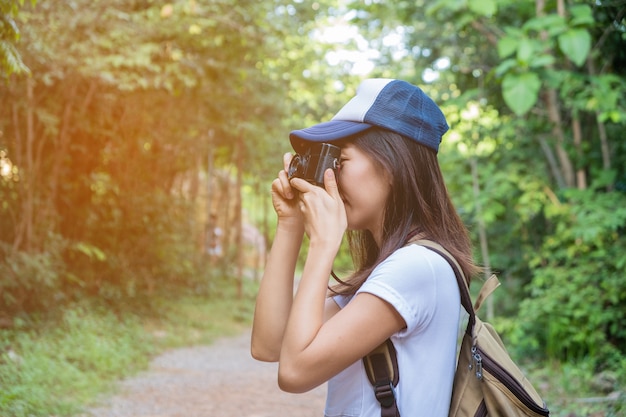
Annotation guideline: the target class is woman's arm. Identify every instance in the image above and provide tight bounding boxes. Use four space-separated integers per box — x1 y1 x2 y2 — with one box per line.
279 275 406 393
251 153 308 362
276 170 406 393
250 219 303 362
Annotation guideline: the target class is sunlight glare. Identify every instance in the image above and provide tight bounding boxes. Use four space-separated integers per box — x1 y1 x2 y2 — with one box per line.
315 18 379 76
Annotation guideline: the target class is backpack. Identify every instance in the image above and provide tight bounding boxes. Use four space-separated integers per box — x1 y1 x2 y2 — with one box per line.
363 239 550 417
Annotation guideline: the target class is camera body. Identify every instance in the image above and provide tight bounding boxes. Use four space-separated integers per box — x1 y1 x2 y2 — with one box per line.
288 143 341 187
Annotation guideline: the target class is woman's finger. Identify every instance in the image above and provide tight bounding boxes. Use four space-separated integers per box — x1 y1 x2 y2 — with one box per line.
323 169 340 200
277 169 295 200
283 152 293 172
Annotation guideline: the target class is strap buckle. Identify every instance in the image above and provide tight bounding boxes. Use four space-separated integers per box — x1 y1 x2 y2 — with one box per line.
374 380 396 408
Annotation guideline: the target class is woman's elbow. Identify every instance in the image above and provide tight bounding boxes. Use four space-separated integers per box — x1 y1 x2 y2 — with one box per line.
250 342 280 362
277 364 315 393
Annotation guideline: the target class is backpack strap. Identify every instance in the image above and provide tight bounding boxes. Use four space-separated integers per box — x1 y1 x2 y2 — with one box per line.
362 339 400 417
473 274 500 312
363 239 476 417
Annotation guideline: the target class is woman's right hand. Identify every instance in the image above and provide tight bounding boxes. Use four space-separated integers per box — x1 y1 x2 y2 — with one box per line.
270 153 304 225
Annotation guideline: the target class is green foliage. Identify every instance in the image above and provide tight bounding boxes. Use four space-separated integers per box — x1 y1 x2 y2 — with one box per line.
0 234 67 314
492 3 596 115
514 189 626 367
527 359 626 417
501 72 541 116
0 0 37 77
0 306 152 417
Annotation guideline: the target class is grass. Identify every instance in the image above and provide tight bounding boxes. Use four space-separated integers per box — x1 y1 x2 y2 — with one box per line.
528 360 626 417
0 276 258 417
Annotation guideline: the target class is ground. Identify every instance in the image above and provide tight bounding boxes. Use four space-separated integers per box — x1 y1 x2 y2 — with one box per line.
82 331 327 417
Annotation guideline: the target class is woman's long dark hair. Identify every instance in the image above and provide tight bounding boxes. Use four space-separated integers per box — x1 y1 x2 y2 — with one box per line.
331 128 481 295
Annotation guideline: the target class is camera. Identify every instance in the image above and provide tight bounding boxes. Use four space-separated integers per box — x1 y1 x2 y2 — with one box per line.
287 143 341 187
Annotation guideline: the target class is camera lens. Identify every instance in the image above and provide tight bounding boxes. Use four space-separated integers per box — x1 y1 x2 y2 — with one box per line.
287 155 303 179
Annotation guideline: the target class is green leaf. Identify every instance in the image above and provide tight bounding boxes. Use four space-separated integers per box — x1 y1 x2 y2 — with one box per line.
497 36 518 59
468 0 497 16
523 15 566 36
516 38 535 63
569 4 594 27
426 0 464 15
529 54 556 68
558 29 591 67
502 72 541 116
598 110 623 124
494 58 517 77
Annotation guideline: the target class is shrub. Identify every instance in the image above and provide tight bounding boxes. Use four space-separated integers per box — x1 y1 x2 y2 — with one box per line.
512 189 626 370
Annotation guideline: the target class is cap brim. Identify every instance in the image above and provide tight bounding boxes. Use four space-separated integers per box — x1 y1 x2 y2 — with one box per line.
289 120 373 152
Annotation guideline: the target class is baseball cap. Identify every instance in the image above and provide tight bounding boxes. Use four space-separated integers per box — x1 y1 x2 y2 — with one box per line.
290 78 449 153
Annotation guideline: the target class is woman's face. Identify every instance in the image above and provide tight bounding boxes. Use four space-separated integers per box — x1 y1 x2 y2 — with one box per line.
337 143 391 242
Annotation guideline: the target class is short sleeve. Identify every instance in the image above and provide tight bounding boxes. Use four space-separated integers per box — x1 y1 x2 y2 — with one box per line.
332 293 352 309
356 244 453 336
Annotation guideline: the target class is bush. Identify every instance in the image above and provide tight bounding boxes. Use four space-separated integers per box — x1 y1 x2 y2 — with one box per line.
512 188 626 370
0 305 152 417
0 234 68 316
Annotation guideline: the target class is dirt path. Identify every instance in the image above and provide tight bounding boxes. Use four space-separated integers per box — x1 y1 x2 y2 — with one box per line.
82 330 327 417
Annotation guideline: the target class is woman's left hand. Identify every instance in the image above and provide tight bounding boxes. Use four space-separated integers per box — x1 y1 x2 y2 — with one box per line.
289 168 347 251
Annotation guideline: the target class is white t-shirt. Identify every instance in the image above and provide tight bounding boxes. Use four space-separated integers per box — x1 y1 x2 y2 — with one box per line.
325 243 461 417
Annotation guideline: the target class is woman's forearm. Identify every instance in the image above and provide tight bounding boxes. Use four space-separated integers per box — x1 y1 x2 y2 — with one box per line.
250 221 304 362
277 239 340 391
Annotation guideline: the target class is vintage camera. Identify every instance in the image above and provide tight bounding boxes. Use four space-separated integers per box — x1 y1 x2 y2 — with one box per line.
287 143 341 187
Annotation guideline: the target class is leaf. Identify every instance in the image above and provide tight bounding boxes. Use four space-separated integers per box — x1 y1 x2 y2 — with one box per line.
558 29 591 67
529 54 555 68
426 0 464 15
494 58 517 77
502 72 541 116
468 0 497 16
569 4 595 26
516 38 535 63
74 242 107 262
497 36 518 59
523 15 566 36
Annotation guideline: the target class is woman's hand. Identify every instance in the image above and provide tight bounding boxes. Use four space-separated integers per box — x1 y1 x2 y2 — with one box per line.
270 153 304 226
290 168 347 251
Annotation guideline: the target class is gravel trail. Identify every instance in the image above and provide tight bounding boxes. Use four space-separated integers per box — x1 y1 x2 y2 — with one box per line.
82 330 327 417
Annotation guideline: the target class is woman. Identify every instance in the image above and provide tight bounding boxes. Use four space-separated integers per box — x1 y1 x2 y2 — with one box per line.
251 79 480 417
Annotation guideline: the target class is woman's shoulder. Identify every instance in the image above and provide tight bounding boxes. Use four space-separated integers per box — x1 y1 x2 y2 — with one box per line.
386 242 450 269
365 242 454 290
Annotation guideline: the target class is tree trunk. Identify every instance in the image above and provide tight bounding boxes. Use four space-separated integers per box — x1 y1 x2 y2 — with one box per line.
10 102 23 252
537 0 575 189
537 135 566 189
571 117 587 190
13 78 36 252
470 157 494 320
545 88 575 188
587 56 613 190
45 82 78 235
234 135 244 299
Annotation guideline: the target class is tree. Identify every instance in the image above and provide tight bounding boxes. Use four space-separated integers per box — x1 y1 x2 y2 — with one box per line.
0 0 363 313
0 0 36 77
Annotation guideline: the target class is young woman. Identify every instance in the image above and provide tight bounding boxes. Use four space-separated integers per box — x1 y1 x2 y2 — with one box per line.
251 79 480 417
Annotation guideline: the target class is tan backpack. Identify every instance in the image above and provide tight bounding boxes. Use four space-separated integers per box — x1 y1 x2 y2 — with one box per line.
363 240 550 417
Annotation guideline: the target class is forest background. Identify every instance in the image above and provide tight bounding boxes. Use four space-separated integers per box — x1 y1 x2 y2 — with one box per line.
1 0 625 416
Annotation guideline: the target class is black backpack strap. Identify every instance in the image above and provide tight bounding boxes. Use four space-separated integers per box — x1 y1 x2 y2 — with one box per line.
363 239 473 417
363 339 400 417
